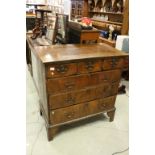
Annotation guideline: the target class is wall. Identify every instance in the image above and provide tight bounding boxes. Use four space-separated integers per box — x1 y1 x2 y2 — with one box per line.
47 0 71 18
64 0 71 19
26 0 71 19
26 0 46 4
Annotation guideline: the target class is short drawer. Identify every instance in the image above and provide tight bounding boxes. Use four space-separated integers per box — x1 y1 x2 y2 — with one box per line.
46 63 77 78
102 57 124 70
50 96 116 125
46 70 121 94
78 60 102 74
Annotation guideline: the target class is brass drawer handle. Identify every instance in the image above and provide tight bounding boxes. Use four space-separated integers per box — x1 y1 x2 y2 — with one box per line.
65 82 75 90
83 103 89 109
103 85 109 92
100 75 109 82
103 75 109 81
65 112 75 119
100 103 106 109
103 85 111 96
65 96 75 104
56 65 68 73
67 114 72 118
85 61 94 71
99 99 107 109
110 58 118 68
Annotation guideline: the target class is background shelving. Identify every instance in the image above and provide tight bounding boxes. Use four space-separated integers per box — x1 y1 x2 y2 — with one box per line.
70 0 88 20
87 0 129 45
88 0 124 29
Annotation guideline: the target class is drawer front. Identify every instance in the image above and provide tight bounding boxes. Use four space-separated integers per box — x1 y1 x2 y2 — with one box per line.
46 74 88 94
98 69 121 83
49 87 97 109
96 82 119 98
50 96 116 125
46 63 77 78
97 96 116 112
124 57 129 69
49 82 119 109
46 70 121 94
102 57 124 70
78 60 102 74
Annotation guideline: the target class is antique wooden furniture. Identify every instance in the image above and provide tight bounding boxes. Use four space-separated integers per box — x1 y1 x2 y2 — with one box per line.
68 21 100 44
26 35 128 141
91 0 129 46
31 9 52 39
55 14 69 44
88 0 128 34
26 15 36 32
70 0 88 20
26 3 46 32
70 0 129 46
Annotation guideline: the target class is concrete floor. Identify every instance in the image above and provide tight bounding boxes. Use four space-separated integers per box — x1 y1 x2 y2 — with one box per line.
26 68 129 155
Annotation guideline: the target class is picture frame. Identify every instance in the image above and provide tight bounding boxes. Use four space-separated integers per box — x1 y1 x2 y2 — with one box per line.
47 14 57 30
36 11 41 18
55 13 69 44
46 13 58 44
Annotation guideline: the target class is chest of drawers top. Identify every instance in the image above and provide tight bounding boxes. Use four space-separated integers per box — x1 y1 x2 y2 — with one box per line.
27 36 128 64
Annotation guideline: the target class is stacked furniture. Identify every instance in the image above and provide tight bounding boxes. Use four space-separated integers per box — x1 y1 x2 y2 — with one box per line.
26 3 46 31
88 0 129 34
70 0 129 47
68 21 100 44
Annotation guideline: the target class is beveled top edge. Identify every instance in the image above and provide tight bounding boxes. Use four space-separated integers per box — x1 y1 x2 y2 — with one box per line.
27 36 128 64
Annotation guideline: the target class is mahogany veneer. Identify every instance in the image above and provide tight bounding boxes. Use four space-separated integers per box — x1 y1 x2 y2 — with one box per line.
26 35 128 141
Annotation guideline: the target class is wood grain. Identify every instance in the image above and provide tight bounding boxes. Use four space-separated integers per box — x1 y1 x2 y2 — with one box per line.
50 96 116 125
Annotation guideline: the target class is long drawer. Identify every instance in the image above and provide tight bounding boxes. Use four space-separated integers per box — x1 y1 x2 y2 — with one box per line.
48 82 119 109
50 96 116 125
46 70 121 94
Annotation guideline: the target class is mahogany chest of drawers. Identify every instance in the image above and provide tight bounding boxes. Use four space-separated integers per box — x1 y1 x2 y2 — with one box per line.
26 36 128 141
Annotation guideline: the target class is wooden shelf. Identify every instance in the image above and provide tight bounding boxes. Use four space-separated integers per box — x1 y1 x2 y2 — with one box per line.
92 19 122 26
87 0 128 35
26 14 36 18
35 9 52 13
89 11 123 15
70 0 88 20
26 3 46 6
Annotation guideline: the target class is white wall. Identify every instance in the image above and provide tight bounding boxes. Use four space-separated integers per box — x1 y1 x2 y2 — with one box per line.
64 0 71 18
26 0 71 18
47 0 71 18
26 0 46 4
